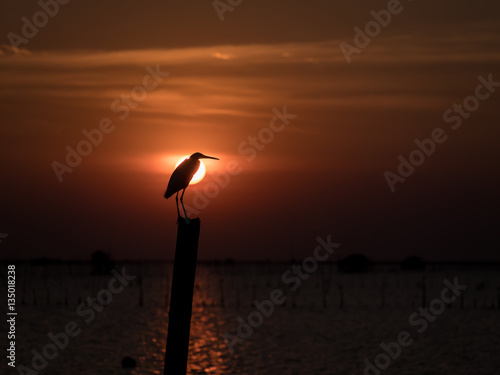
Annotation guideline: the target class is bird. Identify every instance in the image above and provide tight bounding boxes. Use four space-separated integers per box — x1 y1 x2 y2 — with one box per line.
165 152 219 221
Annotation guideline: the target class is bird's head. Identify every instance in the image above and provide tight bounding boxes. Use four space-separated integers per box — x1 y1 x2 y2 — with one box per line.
190 152 219 161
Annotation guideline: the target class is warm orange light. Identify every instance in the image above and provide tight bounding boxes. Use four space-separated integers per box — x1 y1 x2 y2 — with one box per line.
175 156 206 184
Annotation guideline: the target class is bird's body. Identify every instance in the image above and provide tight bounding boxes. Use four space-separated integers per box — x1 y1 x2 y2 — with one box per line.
165 152 219 221
165 158 200 199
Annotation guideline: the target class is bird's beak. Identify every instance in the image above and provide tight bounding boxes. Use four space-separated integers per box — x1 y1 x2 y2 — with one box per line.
200 154 219 160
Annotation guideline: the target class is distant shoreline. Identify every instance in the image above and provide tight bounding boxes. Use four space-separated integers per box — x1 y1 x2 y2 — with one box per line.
1 259 500 266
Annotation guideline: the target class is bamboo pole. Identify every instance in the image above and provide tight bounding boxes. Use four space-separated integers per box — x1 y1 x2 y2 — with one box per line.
163 218 200 375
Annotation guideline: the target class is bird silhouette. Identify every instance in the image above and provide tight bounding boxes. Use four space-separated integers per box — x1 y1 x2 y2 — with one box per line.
165 152 219 222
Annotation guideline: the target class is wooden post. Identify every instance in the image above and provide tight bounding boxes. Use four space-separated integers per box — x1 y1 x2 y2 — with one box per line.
163 218 200 375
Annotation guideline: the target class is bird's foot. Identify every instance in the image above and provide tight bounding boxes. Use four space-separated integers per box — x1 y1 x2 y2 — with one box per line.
177 214 190 224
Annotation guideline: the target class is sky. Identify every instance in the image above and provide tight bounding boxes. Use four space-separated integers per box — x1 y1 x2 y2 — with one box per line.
0 0 499 262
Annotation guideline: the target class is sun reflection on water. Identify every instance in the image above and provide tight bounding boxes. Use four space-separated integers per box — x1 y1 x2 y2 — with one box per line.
186 308 236 374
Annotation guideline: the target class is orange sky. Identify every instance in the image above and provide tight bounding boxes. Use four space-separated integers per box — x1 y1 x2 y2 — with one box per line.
1 0 499 261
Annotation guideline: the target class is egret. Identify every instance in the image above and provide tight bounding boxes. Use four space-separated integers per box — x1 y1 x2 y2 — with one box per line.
165 152 219 220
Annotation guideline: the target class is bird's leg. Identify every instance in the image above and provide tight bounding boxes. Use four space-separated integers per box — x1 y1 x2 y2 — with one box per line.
180 188 190 224
175 191 181 220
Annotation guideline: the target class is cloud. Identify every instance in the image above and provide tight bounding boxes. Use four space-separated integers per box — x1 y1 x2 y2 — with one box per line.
0 43 30 56
0 25 499 68
212 52 232 60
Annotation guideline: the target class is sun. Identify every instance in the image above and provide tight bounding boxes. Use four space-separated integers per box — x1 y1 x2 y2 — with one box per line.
175 156 206 184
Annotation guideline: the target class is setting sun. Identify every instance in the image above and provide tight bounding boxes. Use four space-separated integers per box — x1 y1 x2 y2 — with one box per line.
175 156 206 184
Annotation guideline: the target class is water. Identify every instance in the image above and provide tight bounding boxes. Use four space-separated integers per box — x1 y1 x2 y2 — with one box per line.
2 262 499 374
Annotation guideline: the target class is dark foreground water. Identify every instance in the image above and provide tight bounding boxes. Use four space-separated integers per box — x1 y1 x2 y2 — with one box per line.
1 263 499 374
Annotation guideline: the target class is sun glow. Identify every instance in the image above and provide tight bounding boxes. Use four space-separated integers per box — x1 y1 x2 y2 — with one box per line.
175 156 206 184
